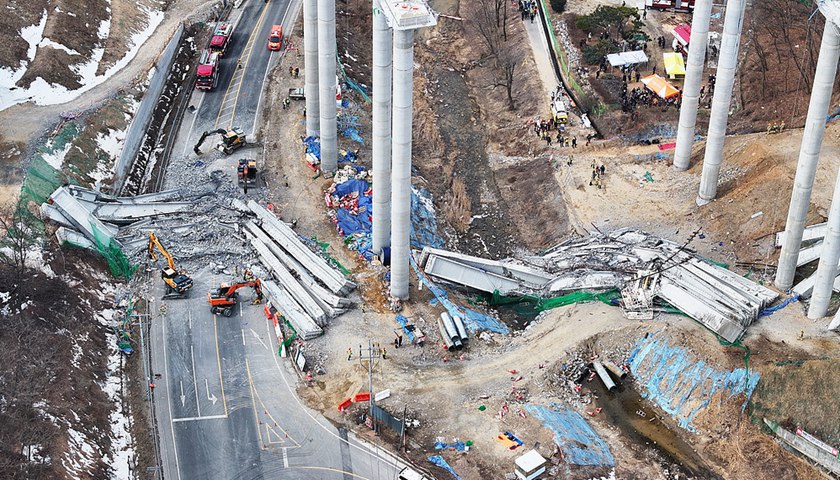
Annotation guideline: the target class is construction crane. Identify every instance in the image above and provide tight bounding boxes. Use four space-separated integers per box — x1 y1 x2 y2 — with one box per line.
147 232 194 298
208 279 263 317
193 127 247 155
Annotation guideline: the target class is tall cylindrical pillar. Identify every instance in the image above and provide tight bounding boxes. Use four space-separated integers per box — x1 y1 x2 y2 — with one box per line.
776 21 840 291
809 171 840 318
303 0 320 137
696 0 746 205
372 0 393 256
389 29 415 300
318 0 338 174
673 0 713 171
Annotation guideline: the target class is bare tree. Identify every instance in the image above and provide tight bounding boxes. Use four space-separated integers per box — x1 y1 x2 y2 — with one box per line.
471 0 517 109
494 45 519 110
0 199 38 280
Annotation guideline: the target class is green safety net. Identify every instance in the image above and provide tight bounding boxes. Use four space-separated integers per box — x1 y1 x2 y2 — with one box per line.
490 288 622 311
281 317 297 348
312 236 351 275
91 221 137 280
717 337 752 389
115 298 134 352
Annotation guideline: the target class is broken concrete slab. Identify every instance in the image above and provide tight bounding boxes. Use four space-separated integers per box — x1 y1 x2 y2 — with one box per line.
246 230 328 326
261 279 323 340
244 221 352 310
55 227 97 250
247 200 355 295
73 199 194 225
47 186 122 247
775 223 828 247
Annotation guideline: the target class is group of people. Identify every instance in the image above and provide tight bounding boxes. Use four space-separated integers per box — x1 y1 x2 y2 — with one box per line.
530 118 578 149
589 162 607 189
518 0 538 23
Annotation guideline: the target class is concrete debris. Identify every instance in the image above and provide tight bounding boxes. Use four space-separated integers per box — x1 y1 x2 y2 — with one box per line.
45 186 124 248
261 279 323 340
775 222 828 247
418 228 778 342
247 200 356 295
55 226 96 249
763 419 840 476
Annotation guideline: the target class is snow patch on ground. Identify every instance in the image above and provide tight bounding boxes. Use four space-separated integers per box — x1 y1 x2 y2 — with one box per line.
0 6 165 111
63 427 99 478
40 139 73 169
91 128 127 183
38 37 81 56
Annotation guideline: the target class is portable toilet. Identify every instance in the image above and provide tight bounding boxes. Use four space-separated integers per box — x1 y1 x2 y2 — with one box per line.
514 449 546 480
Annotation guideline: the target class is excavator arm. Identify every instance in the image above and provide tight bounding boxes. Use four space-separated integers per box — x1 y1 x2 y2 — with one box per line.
193 128 228 155
148 232 176 271
208 279 262 316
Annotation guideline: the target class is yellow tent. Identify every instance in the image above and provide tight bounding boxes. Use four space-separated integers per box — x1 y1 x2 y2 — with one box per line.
663 52 686 79
641 74 680 99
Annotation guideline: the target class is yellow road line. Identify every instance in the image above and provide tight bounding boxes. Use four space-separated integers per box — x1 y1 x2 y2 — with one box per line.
246 359 266 450
214 2 272 128
228 3 272 127
247 357 300 448
213 315 229 416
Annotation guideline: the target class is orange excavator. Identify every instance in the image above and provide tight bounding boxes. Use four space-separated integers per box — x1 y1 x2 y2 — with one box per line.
148 232 194 298
208 279 263 317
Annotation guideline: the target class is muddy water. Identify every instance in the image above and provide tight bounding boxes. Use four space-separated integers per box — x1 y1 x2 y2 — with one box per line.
589 378 718 479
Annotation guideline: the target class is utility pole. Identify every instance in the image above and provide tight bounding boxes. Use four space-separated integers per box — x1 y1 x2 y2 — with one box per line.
359 340 378 430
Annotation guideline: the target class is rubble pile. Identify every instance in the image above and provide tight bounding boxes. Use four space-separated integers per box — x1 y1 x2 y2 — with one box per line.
418 228 779 342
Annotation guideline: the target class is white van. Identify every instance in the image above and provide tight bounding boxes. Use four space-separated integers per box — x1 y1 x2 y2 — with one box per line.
397 466 429 480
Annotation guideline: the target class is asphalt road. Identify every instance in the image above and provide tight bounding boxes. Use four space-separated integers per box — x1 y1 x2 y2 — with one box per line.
148 2 408 478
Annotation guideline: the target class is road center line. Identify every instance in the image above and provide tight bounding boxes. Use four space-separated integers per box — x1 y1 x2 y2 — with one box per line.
190 344 201 417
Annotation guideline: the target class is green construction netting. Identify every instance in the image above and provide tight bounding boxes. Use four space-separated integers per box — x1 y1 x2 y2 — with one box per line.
718 337 752 388
312 236 351 275
490 288 622 311
281 317 298 348
91 221 137 280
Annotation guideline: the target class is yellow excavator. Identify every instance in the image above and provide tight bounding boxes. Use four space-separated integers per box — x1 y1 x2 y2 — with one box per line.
148 232 194 298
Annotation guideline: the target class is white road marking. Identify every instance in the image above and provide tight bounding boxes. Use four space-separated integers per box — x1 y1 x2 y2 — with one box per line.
179 381 186 407
242 328 247 346
190 345 201 417
205 378 219 405
251 328 269 350
171 414 228 423
283 447 289 468
188 309 192 329
161 304 183 480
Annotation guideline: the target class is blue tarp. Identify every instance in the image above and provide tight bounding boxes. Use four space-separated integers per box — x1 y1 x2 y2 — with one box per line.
303 136 320 160
411 187 445 249
626 333 760 432
759 294 799 317
526 404 615 467
427 455 461 480
342 127 365 144
333 179 371 236
410 256 510 334
395 314 416 342
434 441 466 451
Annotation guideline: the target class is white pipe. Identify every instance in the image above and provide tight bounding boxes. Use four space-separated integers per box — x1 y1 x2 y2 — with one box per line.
777 21 840 291
696 0 746 205
389 29 414 300
303 0 319 137
318 0 338 174
673 0 712 171
592 361 616 392
372 0 393 256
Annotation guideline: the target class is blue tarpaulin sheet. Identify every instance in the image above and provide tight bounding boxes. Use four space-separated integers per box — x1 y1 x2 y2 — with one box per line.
626 333 760 432
342 127 365 144
759 294 799 317
303 136 320 160
526 404 615 467
333 179 371 236
427 455 461 480
395 314 416 342
411 187 445 249
434 441 466 451
410 257 510 334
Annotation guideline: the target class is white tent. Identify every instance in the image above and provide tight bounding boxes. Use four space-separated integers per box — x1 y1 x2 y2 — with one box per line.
606 50 649 67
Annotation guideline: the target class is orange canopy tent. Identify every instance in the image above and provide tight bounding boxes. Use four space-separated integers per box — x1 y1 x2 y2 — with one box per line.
640 74 680 99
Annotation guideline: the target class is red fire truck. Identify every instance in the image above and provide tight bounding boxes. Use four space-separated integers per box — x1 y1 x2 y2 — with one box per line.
209 22 233 56
195 50 220 90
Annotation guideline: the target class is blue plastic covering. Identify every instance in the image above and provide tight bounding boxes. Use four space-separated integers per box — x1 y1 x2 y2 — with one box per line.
338 149 359 163
410 257 510 334
526 404 615 467
342 127 365 144
759 294 799 317
395 314 416 342
427 455 461 480
333 179 371 236
626 333 760 432
434 441 466 451
303 136 320 161
411 187 445 249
